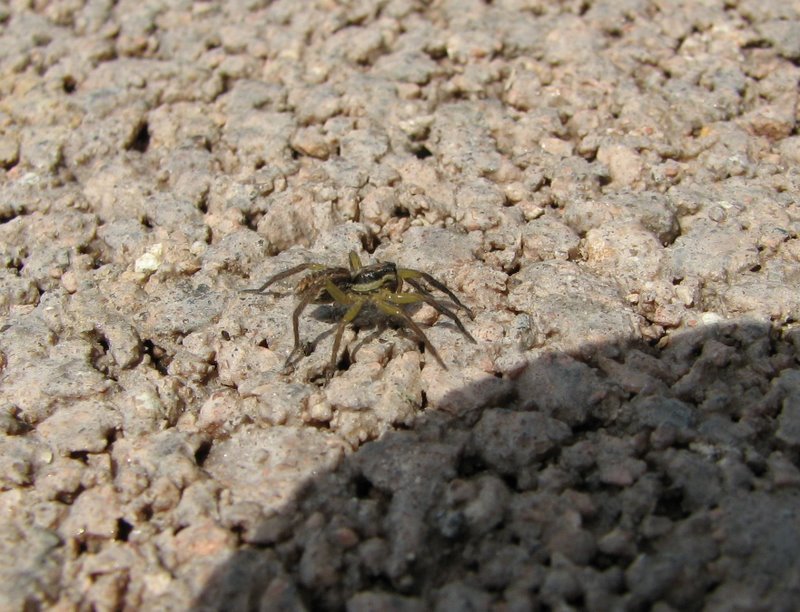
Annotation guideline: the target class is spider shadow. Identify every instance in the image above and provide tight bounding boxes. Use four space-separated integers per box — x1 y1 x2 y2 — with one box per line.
293 301 456 373
280 304 395 373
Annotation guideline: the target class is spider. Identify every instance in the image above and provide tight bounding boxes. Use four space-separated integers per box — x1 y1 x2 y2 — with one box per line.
242 251 476 371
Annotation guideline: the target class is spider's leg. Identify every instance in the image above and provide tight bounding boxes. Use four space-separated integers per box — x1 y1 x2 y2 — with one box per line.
242 263 324 294
405 277 476 328
400 270 475 319
323 279 356 305
384 291 476 344
288 288 320 360
320 278 363 370
348 251 363 272
330 299 364 371
374 299 447 369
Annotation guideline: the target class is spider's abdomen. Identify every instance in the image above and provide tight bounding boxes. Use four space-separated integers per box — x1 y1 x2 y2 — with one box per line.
352 262 399 293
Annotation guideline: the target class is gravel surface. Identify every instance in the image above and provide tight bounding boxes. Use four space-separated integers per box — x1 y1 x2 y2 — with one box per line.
1 0 799 610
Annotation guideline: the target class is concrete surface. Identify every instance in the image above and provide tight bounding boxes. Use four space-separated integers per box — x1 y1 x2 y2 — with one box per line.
1 0 799 609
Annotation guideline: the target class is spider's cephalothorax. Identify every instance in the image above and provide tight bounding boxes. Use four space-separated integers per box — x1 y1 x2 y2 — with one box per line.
243 251 476 371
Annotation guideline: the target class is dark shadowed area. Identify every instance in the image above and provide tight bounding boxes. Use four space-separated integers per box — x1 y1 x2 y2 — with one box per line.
193 320 800 611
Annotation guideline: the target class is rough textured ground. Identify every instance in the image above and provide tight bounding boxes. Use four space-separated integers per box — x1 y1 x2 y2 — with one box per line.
1 0 799 610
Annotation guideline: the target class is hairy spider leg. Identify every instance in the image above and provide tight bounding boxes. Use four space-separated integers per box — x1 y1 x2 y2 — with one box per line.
330 299 365 371
323 277 356 304
320 278 367 369
380 291 426 305
400 270 475 319
242 262 326 294
290 286 323 358
348 251 363 272
387 287 476 343
286 276 355 358
374 298 447 369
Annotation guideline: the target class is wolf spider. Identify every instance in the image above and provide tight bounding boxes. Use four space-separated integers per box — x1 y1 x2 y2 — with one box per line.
242 251 476 371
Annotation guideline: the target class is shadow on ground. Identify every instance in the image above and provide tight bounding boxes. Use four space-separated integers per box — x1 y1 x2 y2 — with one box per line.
192 319 800 611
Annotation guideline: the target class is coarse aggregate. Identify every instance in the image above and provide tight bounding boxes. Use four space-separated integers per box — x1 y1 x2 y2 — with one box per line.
1 0 799 610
